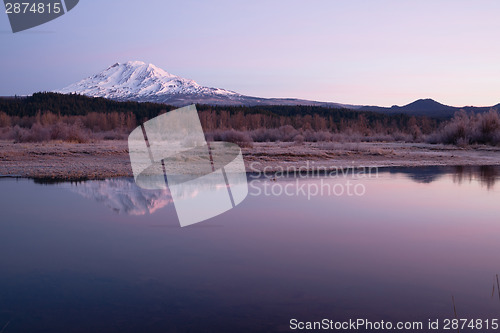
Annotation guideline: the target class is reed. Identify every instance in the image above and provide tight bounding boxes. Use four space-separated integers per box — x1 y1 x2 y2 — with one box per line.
496 274 500 300
0 321 10 333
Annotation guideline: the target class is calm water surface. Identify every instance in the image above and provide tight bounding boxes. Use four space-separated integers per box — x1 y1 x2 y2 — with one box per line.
0 166 499 332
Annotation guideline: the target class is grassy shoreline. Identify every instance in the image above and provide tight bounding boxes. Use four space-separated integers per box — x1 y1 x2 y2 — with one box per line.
1 140 500 180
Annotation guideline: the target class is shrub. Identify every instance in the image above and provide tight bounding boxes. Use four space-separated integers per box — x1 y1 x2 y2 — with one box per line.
0 112 11 127
391 132 413 142
10 121 91 143
293 134 304 144
209 129 253 147
249 128 281 142
0 127 14 140
428 109 500 146
13 123 50 142
476 110 500 144
65 120 90 143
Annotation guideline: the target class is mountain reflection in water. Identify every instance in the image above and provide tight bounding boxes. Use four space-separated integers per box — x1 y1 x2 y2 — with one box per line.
61 179 172 215
59 165 500 216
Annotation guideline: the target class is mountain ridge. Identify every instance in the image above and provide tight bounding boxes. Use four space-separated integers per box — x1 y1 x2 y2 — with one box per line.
58 61 351 108
57 61 499 117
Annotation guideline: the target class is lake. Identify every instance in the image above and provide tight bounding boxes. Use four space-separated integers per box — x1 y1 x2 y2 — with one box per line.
0 166 499 332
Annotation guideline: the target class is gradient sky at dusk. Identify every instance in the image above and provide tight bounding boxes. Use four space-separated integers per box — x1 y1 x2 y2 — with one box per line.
1 0 500 106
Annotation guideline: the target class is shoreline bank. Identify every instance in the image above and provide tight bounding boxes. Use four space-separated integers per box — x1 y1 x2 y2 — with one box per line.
2 140 500 180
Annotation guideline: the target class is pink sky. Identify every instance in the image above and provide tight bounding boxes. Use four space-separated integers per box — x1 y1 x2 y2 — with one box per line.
1 0 500 107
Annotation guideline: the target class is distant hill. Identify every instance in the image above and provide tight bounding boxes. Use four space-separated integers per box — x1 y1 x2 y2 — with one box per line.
360 98 495 118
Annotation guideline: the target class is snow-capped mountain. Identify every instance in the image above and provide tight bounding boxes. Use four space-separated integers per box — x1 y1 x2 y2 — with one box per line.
58 61 243 105
58 61 352 107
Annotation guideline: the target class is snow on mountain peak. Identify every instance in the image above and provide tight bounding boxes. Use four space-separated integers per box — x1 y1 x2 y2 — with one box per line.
58 61 239 100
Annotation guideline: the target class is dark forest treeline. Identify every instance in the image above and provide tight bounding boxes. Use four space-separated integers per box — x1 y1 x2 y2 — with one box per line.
4 92 499 146
0 93 439 140
197 104 438 134
0 92 175 121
